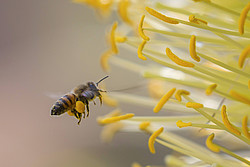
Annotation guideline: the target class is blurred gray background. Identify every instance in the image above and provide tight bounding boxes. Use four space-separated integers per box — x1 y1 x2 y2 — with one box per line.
0 1 171 167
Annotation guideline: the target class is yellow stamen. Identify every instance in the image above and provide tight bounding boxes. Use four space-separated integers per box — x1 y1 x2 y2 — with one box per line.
145 7 179 24
176 120 192 128
118 0 133 25
242 116 250 139
205 84 217 95
102 93 119 107
189 35 200 62
166 48 195 68
148 127 164 154
229 90 250 105
153 88 176 113
186 102 204 108
101 122 124 143
100 50 113 72
138 40 147 60
131 162 142 167
221 105 241 135
148 79 165 99
206 133 220 153
138 15 150 41
238 44 250 68
99 113 134 124
97 108 122 125
239 2 250 35
110 22 119 54
189 15 207 25
139 122 150 131
75 101 85 113
175 89 190 102
115 36 127 43
67 110 74 116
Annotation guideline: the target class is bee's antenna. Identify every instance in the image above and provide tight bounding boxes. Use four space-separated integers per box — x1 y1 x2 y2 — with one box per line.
96 76 109 86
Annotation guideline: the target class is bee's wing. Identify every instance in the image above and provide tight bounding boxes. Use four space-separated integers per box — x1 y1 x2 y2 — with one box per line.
44 92 65 100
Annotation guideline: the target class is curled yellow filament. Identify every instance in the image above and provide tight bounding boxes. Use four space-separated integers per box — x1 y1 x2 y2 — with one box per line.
221 105 241 135
176 120 192 128
166 48 195 68
145 7 179 24
153 88 176 113
206 84 217 95
99 113 134 124
148 127 164 154
186 102 204 108
230 90 250 105
100 50 113 72
138 15 150 41
189 35 200 62
75 101 85 113
206 133 220 152
242 116 250 139
138 40 147 60
110 22 119 54
118 0 133 25
139 122 150 131
175 89 190 102
238 44 250 68
239 2 250 35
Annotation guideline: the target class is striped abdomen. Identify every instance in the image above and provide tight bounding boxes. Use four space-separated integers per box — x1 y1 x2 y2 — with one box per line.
51 93 76 115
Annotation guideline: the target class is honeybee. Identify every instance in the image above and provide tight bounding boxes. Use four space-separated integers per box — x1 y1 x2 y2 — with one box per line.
50 76 109 124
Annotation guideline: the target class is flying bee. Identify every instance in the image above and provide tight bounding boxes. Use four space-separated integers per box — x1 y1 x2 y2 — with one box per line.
50 76 109 124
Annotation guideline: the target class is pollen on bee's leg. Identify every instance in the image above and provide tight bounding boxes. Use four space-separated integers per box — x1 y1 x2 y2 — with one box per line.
239 2 250 35
148 127 164 154
67 110 74 116
166 48 195 68
221 105 241 136
206 133 220 152
238 44 250 68
75 101 85 113
153 88 176 113
138 15 150 41
206 84 217 95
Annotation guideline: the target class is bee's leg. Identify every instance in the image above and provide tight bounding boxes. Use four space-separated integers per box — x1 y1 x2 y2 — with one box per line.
93 100 96 105
85 100 90 117
77 113 82 125
98 96 102 105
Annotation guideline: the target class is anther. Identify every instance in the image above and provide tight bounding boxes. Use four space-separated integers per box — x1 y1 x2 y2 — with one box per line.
239 2 250 35
138 40 147 60
153 88 176 113
221 105 241 135
186 102 204 108
176 120 192 128
145 7 179 24
242 115 250 139
148 127 164 154
189 35 200 62
166 48 195 68
175 89 190 102
238 44 250 68
206 84 217 95
206 133 220 152
138 15 150 41
99 113 134 124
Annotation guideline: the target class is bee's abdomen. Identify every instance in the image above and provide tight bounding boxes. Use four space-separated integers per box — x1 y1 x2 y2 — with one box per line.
51 94 76 115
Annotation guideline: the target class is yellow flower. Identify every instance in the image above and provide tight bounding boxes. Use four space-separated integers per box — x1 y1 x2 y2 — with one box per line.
75 0 250 166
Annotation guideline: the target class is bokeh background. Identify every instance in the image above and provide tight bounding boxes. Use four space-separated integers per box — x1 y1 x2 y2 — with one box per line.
0 1 172 167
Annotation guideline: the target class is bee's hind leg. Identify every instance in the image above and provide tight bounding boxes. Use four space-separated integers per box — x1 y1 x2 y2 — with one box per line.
85 100 90 117
72 109 83 125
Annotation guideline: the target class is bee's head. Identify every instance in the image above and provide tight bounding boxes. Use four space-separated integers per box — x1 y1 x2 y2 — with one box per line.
87 82 98 90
